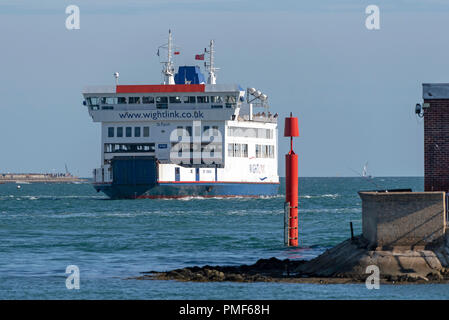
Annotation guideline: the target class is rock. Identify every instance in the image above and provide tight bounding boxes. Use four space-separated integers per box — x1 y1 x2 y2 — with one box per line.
203 269 225 281
225 274 244 282
191 273 206 281
426 272 443 281
134 235 449 284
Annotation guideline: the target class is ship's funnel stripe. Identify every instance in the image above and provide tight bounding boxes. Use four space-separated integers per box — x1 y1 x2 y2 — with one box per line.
116 84 205 94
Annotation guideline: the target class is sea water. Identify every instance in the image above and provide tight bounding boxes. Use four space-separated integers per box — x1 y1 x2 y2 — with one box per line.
1 177 448 299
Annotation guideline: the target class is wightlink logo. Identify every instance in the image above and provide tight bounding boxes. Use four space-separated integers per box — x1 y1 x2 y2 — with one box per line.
118 110 204 120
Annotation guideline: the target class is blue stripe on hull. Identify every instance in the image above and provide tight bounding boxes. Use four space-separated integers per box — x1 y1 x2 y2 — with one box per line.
94 182 279 199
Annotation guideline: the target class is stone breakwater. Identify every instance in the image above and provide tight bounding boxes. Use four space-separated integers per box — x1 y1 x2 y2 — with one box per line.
0 173 85 183
133 235 449 284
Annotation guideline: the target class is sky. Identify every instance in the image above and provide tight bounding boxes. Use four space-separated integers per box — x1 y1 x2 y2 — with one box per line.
1 0 448 177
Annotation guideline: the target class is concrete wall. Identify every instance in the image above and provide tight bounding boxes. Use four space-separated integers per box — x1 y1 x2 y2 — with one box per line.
358 191 446 247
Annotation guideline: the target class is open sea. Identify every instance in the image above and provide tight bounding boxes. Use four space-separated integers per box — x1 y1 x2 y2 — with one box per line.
1 176 448 300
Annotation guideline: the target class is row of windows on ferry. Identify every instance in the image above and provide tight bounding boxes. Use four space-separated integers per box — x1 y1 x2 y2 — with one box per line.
87 95 238 109
108 126 150 138
104 143 222 164
228 143 275 158
169 143 274 159
228 127 273 139
103 142 274 159
104 143 155 153
107 126 273 139
106 125 220 138
175 125 220 137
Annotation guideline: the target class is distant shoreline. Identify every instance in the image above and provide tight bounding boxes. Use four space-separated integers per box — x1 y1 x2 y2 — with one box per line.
0 173 88 183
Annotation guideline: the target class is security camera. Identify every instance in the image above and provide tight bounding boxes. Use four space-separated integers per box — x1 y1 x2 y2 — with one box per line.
415 103 424 118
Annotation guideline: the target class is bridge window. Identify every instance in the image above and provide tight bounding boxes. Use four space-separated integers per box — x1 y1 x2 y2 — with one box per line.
129 97 140 104
143 126 150 137
225 95 237 103
108 127 114 138
134 127 141 137
126 127 132 137
211 96 223 103
101 97 117 104
183 96 196 103
197 96 209 103
117 127 123 137
169 96 181 103
156 96 168 109
86 97 99 106
225 95 237 108
117 97 127 104
143 96 154 104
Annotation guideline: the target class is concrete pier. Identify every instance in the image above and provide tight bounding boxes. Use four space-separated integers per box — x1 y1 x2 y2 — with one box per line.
359 191 447 248
295 191 449 282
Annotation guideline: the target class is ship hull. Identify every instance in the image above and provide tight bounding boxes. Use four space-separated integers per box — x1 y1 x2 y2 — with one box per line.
94 182 279 199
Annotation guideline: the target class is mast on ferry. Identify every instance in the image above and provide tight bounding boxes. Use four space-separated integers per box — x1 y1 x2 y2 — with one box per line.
159 30 175 85
205 40 219 84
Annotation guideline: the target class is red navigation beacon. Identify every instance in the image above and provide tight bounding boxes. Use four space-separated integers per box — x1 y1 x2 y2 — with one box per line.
284 113 299 246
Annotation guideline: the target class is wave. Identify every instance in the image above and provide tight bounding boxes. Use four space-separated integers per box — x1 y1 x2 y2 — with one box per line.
299 207 361 214
0 195 107 201
157 194 283 201
300 193 339 199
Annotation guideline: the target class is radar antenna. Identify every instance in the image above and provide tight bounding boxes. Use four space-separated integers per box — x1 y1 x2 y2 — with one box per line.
158 30 176 85
205 40 219 84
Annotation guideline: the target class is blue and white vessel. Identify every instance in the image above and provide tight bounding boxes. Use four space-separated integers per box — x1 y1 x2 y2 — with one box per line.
83 31 279 199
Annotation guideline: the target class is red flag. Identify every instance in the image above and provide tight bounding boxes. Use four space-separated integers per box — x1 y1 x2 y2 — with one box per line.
195 54 205 60
174 51 180 55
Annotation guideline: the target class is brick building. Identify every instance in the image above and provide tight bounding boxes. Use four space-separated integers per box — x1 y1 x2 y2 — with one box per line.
423 83 449 191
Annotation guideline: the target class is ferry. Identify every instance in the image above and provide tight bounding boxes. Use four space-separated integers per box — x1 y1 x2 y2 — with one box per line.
82 31 279 199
